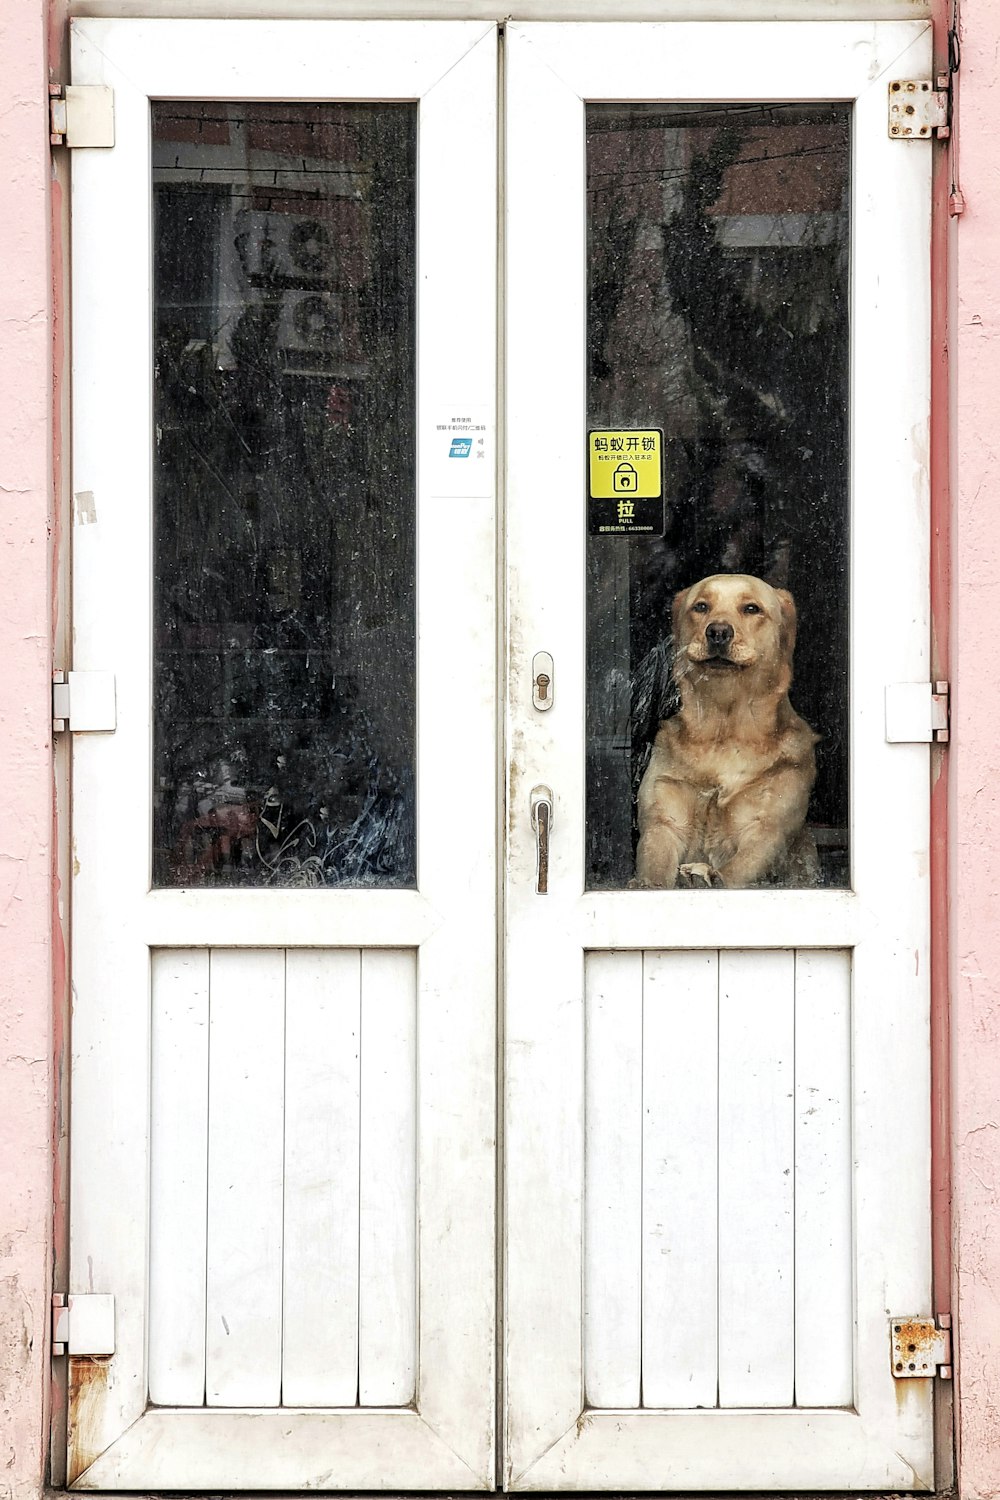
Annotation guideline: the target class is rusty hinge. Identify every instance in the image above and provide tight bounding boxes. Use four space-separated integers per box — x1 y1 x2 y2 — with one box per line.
891 1314 952 1379
49 84 115 148
52 1293 116 1358
885 681 950 744
888 80 950 139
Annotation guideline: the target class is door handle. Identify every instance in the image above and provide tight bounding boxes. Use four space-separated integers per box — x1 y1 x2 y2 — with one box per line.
530 786 553 894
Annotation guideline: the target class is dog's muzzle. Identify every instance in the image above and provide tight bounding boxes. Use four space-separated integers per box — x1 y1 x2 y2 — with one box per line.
704 620 734 658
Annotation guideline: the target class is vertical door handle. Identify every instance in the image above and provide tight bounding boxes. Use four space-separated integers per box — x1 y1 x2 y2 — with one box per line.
530 786 553 894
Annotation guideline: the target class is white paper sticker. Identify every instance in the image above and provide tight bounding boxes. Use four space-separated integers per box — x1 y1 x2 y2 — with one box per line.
426 405 493 498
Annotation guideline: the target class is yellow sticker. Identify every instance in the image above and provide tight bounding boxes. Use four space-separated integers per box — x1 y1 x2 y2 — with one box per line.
588 430 662 499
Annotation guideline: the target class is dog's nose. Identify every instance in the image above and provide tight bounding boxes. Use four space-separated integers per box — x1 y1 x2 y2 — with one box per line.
705 621 734 649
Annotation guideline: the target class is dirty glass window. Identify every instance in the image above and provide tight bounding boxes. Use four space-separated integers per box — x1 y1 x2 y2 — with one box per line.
586 103 851 891
151 102 416 888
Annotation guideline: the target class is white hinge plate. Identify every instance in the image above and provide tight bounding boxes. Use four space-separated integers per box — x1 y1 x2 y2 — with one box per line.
889 80 949 139
49 84 115 148
52 1294 116 1358
52 671 117 733
890 1314 952 1379
885 681 950 744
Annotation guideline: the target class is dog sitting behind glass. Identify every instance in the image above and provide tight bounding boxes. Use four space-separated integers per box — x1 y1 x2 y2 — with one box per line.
635 572 819 889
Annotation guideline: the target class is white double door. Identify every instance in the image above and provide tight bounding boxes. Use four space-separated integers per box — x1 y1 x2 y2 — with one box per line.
68 15 936 1494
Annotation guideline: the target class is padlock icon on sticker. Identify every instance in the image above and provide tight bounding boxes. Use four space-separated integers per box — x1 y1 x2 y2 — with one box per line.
612 461 638 493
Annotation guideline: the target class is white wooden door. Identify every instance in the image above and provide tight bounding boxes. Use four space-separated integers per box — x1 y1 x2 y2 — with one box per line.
504 19 936 1493
68 19 497 1490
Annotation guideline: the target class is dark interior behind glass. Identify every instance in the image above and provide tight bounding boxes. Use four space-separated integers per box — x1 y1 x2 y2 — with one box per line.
152 102 416 888
586 102 851 890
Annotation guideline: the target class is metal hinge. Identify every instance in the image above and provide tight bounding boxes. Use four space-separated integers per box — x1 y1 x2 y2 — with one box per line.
885 681 950 744
890 1314 952 1379
49 84 115 148
52 1294 116 1358
888 80 950 139
52 670 117 733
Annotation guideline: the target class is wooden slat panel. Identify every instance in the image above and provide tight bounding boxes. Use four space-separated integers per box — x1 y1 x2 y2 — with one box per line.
282 949 362 1407
584 951 642 1407
358 949 416 1406
149 949 209 1406
205 949 285 1406
795 949 854 1406
718 949 795 1406
641 950 719 1409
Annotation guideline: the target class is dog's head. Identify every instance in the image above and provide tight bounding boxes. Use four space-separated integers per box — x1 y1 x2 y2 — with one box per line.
672 574 797 689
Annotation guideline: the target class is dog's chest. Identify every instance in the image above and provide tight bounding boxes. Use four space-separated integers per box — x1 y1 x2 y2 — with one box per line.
667 737 772 802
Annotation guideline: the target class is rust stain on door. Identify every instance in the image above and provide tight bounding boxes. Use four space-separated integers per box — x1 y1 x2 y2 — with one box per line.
67 1356 110 1485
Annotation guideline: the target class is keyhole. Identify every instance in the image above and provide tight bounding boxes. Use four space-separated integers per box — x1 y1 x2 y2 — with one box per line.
536 673 551 702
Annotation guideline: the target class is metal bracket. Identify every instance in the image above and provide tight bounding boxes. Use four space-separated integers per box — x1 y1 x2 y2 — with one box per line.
890 1314 952 1379
52 671 117 733
52 1293 116 1358
49 84 115 148
888 80 949 139
885 681 950 744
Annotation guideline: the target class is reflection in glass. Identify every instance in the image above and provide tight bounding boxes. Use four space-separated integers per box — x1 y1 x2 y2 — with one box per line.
152 103 416 887
586 103 851 890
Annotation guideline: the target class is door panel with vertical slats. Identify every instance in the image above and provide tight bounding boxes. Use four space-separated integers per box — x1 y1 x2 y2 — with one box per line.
205 950 286 1406
794 948 854 1407
282 949 362 1407
148 948 416 1411
584 951 642 1408
641 950 719 1410
583 947 853 1412
359 950 417 1406
149 950 210 1406
718 950 796 1407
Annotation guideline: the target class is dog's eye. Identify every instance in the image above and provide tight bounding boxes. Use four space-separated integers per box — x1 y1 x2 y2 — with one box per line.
742 603 762 615
691 601 709 613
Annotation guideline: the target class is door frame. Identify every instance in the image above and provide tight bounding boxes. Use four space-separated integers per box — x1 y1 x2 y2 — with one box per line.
58 5 953 1494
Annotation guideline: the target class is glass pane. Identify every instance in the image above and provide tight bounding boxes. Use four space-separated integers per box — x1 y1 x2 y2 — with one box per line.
586 103 851 891
151 102 416 888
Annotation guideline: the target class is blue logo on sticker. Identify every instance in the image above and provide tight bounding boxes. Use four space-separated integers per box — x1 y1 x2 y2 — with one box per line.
449 437 473 458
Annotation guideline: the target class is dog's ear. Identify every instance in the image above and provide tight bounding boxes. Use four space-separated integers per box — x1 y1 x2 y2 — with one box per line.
775 588 797 660
672 587 689 643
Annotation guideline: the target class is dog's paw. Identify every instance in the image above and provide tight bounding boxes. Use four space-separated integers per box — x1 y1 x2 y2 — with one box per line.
679 862 724 889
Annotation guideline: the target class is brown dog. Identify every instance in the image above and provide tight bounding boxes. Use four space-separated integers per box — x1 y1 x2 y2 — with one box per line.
635 573 819 889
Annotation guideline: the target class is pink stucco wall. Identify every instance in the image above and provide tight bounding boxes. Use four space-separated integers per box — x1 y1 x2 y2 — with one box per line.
951 0 1000 1493
0 3 998 1497
0 1 52 1494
